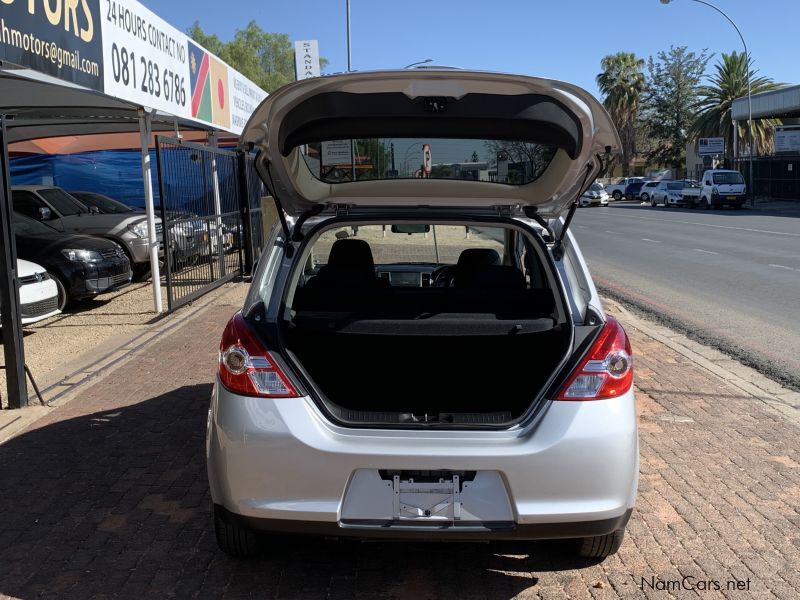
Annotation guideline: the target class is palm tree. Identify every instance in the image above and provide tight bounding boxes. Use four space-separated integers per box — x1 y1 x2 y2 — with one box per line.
596 52 646 177
692 52 782 161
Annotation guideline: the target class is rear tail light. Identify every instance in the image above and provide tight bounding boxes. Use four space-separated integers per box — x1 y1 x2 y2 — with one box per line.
555 316 633 401
218 312 299 398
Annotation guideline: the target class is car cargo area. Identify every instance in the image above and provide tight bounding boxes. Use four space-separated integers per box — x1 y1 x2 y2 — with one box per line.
282 226 572 426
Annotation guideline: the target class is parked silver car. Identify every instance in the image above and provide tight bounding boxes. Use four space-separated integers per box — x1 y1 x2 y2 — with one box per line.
207 70 639 559
11 186 162 278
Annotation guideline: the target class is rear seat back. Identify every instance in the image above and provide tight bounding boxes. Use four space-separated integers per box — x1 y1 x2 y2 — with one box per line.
293 279 554 319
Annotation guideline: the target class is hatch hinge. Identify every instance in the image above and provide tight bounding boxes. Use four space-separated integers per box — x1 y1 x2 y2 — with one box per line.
333 203 352 217
291 204 325 241
494 205 514 217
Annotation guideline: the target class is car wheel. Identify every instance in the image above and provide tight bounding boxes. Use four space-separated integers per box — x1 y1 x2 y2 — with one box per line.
651 198 657 207
700 197 709 210
214 505 259 557
577 528 625 558
612 190 622 201
641 193 649 203
48 272 69 312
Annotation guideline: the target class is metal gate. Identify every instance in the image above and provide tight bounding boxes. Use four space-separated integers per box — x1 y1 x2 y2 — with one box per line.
238 152 268 274
155 136 244 311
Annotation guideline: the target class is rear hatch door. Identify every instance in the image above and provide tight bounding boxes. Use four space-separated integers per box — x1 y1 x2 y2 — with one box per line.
241 70 620 219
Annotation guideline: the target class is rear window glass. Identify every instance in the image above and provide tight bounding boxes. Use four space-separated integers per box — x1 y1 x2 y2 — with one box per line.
298 138 557 185
713 172 744 184
311 225 506 267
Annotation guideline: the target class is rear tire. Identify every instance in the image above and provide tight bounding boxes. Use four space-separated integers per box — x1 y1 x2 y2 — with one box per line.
700 197 709 210
577 529 625 558
641 193 649 203
612 190 622 201
214 505 259 557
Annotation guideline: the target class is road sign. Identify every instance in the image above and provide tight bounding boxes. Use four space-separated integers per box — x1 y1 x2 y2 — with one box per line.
774 127 800 153
321 140 352 166
294 40 320 80
698 137 725 156
422 144 432 174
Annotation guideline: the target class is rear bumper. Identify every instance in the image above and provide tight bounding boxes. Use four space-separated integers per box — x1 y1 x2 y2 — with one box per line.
221 505 634 540
207 381 639 538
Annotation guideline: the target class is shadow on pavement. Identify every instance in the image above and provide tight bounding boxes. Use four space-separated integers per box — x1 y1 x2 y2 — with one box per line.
609 201 800 219
0 384 601 599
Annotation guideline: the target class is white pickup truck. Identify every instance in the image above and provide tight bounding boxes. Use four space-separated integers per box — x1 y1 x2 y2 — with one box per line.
682 169 747 210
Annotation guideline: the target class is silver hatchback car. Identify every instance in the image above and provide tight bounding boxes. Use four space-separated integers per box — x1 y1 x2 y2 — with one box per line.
207 69 638 559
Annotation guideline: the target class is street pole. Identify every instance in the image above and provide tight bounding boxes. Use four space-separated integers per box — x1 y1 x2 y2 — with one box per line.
346 0 356 182
660 0 755 207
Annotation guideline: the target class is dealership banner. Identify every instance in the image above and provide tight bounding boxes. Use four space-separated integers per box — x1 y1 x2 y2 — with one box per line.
0 0 266 134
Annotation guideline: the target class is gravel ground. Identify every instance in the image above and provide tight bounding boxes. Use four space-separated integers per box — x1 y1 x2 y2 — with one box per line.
1 280 172 407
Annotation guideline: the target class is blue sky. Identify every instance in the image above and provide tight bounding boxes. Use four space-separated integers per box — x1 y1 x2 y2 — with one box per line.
141 0 797 98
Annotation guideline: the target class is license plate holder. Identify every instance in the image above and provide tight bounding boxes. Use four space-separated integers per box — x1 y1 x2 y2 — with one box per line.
393 474 462 521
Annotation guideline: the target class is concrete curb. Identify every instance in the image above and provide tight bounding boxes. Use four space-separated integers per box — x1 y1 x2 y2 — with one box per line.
603 295 800 425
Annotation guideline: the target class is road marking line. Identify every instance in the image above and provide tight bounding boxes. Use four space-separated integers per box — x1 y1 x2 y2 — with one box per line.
694 249 719 255
768 264 799 272
592 211 800 237
605 230 622 234
641 238 662 243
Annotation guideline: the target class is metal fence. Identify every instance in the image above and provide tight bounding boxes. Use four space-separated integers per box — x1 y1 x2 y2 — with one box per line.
736 155 800 202
155 137 243 311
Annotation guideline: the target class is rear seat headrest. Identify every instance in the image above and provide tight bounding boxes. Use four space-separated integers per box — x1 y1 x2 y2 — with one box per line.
455 248 501 269
326 238 376 273
456 266 526 289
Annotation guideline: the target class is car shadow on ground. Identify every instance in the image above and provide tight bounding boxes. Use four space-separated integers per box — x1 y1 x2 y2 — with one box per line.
0 384 603 600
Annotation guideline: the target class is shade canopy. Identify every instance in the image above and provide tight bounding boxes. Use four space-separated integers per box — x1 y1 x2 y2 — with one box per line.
0 67 215 142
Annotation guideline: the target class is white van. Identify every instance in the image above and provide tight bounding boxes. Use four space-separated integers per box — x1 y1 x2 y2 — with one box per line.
683 170 747 210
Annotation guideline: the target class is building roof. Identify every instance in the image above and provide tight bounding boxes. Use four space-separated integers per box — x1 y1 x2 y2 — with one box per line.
732 84 800 120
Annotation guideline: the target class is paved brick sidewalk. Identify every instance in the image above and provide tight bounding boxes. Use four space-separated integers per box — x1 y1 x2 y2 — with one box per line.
0 285 798 599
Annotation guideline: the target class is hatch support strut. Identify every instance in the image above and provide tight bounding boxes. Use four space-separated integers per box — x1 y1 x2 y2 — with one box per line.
552 162 596 260
262 161 295 255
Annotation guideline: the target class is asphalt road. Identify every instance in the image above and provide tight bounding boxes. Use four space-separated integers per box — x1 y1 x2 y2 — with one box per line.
572 203 800 390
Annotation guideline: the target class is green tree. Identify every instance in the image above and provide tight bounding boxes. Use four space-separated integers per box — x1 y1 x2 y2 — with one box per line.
642 46 710 172
188 21 328 93
691 51 782 160
596 52 646 177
